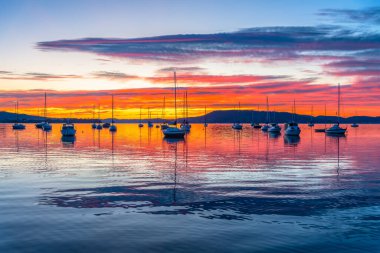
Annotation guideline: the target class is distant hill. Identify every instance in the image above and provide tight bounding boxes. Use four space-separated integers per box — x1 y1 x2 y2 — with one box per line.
1 110 379 124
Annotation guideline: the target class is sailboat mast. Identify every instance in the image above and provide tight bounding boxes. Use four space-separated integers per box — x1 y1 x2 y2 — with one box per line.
162 96 165 123
174 70 177 123
266 96 269 123
139 107 142 123
111 95 114 124
16 100 19 123
204 106 207 124
324 103 327 129
338 83 341 123
293 99 296 121
93 105 95 123
98 104 100 122
44 92 47 121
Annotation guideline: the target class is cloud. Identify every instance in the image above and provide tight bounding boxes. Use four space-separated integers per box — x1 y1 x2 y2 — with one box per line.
92 71 138 81
37 25 380 62
0 71 81 81
319 7 380 24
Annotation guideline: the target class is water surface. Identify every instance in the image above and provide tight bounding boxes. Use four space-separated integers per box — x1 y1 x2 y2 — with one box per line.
1 123 379 253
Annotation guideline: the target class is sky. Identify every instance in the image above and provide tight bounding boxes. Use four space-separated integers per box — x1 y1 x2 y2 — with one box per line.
1 0 380 119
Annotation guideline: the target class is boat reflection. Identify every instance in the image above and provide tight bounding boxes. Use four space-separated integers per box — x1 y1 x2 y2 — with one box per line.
284 135 300 146
61 136 76 145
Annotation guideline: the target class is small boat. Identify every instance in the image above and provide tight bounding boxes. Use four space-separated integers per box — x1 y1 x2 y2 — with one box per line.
180 91 191 131
307 105 314 127
12 100 26 130
102 122 110 128
351 123 359 128
163 70 185 139
41 92 52 132
251 105 262 128
232 102 243 130
96 104 103 130
35 122 45 128
147 108 153 128
155 125 160 128
91 105 97 129
261 124 269 131
138 107 143 127
315 104 327 133
326 83 346 135
268 123 281 133
161 123 168 130
232 123 243 130
109 95 117 132
61 123 76 136
261 97 270 132
285 100 301 136
204 106 208 127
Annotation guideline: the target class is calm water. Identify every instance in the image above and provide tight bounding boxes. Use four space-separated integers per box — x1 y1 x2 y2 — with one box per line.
0 123 379 253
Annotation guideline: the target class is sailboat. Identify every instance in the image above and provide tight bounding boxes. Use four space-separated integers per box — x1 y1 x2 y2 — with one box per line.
232 102 243 130
285 99 301 136
268 109 281 133
109 95 117 132
138 107 144 127
41 92 52 131
91 105 97 129
308 105 314 127
180 91 191 132
12 100 26 130
160 96 169 130
163 70 186 138
315 104 327 132
96 104 103 130
251 104 262 128
204 106 208 127
147 108 153 128
61 118 76 137
326 83 347 135
261 97 270 131
351 111 359 127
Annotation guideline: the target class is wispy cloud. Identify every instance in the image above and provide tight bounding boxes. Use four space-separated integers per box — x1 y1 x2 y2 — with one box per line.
319 7 380 24
0 71 81 81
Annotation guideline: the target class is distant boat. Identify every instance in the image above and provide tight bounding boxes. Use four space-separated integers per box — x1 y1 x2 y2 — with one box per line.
307 105 314 127
204 106 208 127
96 104 103 130
251 104 262 128
102 122 110 128
163 70 186 138
160 96 169 130
61 123 76 136
91 105 97 129
268 123 281 133
180 91 191 132
326 83 347 135
285 99 301 136
147 108 153 128
41 92 52 131
351 111 359 127
12 100 26 130
261 97 270 132
109 94 117 132
138 107 143 128
315 104 327 132
232 102 243 130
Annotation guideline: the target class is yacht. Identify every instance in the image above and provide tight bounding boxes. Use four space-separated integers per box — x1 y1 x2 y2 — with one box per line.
109 94 117 132
268 123 281 133
138 107 143 127
315 104 327 132
232 102 243 130
261 97 270 132
307 105 314 127
61 123 76 136
41 92 52 131
204 106 208 127
96 104 103 130
351 123 359 128
91 105 97 129
326 83 347 135
163 70 185 138
12 100 26 130
285 100 301 136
